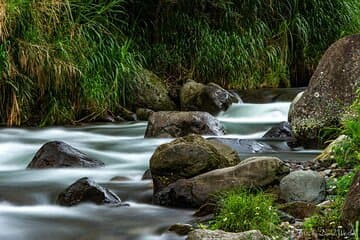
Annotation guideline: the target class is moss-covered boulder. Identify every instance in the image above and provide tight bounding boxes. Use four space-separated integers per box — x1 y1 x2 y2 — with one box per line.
145 111 225 138
180 80 239 115
131 70 177 111
150 134 240 195
289 34 360 148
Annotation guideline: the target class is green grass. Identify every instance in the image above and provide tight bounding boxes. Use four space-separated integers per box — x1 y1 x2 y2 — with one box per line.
209 189 282 238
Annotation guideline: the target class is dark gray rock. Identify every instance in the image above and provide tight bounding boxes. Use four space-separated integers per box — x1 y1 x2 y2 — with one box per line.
57 177 122 206
145 111 225 138
263 121 293 139
280 170 326 204
27 141 104 169
141 169 152 180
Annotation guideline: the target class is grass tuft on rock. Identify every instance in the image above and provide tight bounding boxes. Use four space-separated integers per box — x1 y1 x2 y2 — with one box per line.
210 188 282 238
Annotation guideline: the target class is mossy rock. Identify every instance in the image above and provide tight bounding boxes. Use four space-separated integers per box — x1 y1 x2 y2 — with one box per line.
149 134 240 194
130 70 177 111
289 34 360 148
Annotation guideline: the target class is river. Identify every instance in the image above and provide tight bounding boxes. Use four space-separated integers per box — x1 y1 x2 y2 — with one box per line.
0 89 320 240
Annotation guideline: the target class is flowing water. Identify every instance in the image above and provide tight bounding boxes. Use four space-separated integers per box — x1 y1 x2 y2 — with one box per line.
0 89 320 240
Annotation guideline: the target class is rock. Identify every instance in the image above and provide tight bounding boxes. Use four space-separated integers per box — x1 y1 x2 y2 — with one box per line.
145 111 225 138
141 169 152 180
280 170 326 204
57 177 122 206
341 170 360 229
168 223 194 236
193 203 217 217
131 70 177 111
278 210 296 224
209 138 275 153
150 134 240 194
289 34 360 148
118 105 137 121
136 108 154 121
180 80 239 115
155 156 289 207
263 121 293 139
27 141 105 169
110 176 131 181
278 202 318 219
187 229 270 240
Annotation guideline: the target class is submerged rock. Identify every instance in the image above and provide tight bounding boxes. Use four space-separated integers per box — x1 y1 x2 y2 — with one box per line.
27 141 104 169
150 134 240 194
187 230 270 240
155 156 289 207
57 177 122 206
263 121 293 139
145 111 225 138
289 34 360 148
280 170 326 204
180 80 239 115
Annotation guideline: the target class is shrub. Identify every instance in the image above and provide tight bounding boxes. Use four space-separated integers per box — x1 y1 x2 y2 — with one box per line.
210 189 281 237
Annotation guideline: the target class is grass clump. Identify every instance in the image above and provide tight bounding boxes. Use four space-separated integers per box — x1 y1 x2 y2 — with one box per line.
334 89 360 167
210 189 282 237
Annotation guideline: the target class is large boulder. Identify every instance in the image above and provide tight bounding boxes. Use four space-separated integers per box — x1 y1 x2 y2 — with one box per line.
145 111 225 138
57 177 122 206
130 70 177 111
150 134 240 194
180 80 239 115
280 170 326 204
187 230 270 240
155 156 290 207
341 170 360 229
27 141 104 169
289 34 360 148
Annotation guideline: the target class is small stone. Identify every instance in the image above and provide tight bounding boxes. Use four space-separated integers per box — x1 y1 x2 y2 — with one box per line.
168 223 194 236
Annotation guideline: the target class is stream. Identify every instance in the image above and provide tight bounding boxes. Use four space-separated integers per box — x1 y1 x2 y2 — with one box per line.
0 89 321 240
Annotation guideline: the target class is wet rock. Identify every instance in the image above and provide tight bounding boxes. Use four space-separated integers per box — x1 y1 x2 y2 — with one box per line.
168 223 194 236
239 88 305 103
136 108 154 121
280 170 326 204
187 229 270 240
209 138 274 153
150 134 240 194
289 34 360 148
110 176 131 181
193 203 217 217
263 121 293 139
130 70 177 111
27 141 105 169
155 156 289 207
57 177 122 206
145 111 225 138
141 169 152 180
341 170 360 229
180 80 239 115
279 202 318 219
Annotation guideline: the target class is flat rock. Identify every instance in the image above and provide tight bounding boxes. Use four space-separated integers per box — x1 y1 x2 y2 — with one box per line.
155 156 289 207
27 141 104 169
187 229 270 240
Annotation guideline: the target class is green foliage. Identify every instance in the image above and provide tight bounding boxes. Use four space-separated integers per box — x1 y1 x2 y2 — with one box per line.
130 0 360 88
210 189 282 237
334 89 360 167
335 172 356 197
0 0 142 126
